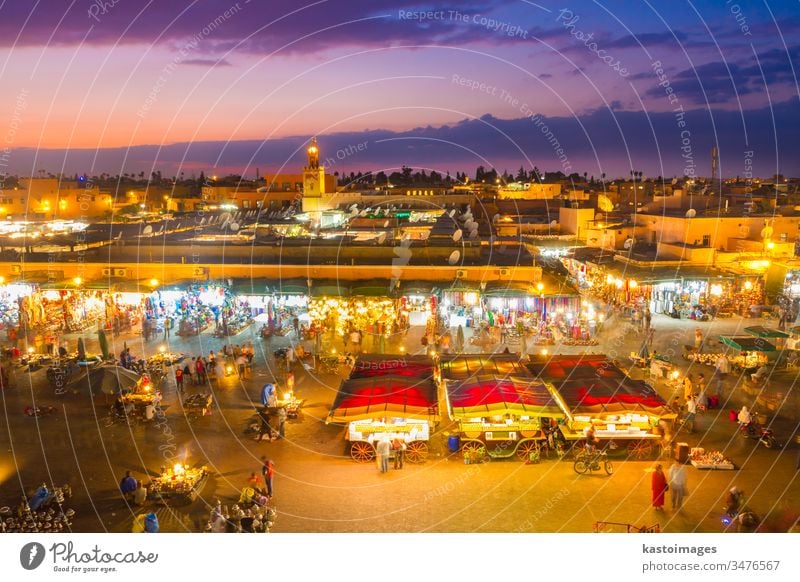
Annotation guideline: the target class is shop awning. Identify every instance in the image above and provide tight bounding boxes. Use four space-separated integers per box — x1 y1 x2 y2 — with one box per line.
744 326 790 339
720 336 776 352
483 281 534 298
445 376 565 418
440 354 530 381
350 279 395 297
327 375 439 423
398 280 439 295
349 355 434 380
230 278 271 295
527 354 625 381
311 280 348 297
527 354 669 416
273 278 309 295
111 280 156 293
38 279 81 290
551 376 669 416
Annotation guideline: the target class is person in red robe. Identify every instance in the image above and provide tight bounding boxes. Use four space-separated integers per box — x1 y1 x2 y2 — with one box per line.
651 463 668 510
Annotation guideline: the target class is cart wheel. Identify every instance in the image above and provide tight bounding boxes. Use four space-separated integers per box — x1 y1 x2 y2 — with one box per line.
627 441 653 460
461 441 488 463
604 460 614 475
515 440 540 462
405 441 428 464
350 441 375 462
573 459 589 474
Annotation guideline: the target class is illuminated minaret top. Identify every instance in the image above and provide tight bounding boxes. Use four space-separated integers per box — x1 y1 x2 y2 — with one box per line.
307 137 320 170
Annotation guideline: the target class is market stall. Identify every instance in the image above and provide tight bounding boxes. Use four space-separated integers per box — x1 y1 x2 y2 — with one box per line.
744 326 789 350
689 447 735 470
148 463 209 504
440 284 482 329
720 336 776 370
397 281 438 328
527 354 674 458
326 355 438 463
440 354 566 462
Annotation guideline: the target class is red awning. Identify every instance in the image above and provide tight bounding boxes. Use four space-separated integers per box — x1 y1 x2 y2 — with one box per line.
327 374 439 423
446 376 565 418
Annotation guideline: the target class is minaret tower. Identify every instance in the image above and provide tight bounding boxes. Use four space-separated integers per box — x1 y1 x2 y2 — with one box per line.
303 137 326 200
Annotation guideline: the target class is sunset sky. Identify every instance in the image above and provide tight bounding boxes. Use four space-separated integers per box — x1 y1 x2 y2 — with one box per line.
1 0 798 178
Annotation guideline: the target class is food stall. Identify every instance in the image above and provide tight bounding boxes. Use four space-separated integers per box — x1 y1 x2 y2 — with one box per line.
148 463 209 503
326 355 438 463
689 447 735 470
120 374 162 417
440 354 566 462
720 336 776 370
527 355 674 459
440 284 482 329
744 326 789 350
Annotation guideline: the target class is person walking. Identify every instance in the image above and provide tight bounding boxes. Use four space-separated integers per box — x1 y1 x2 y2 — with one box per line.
694 328 703 350
175 367 184 394
392 437 405 470
277 406 287 439
261 457 274 497
684 394 697 434
651 463 668 511
376 437 391 473
667 460 688 510
163 316 171 340
683 375 694 402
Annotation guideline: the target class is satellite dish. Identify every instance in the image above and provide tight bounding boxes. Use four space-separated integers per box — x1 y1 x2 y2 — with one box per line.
350 207 359 216
378 232 386 244
623 238 634 249
448 250 461 265
492 213 500 223
550 220 558 228
230 223 239 231
469 230 479 239
452 229 463 242
685 209 696 218
142 225 153 235
359 209 368 216
448 209 456 218
349 203 358 211
199 217 206 225
468 222 478 232
383 220 390 228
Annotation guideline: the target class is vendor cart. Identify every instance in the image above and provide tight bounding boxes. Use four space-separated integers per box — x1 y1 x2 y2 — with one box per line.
527 354 675 460
326 355 438 463
440 354 567 462
148 463 209 504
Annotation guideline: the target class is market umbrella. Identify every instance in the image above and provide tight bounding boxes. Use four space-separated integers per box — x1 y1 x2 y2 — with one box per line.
67 364 140 396
97 329 109 361
456 325 465 353
77 337 86 361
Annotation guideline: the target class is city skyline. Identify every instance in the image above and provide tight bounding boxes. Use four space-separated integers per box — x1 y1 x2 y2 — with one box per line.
1 1 798 178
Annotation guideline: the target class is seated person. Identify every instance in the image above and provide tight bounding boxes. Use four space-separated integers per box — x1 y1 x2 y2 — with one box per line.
750 364 769 383
670 306 680 319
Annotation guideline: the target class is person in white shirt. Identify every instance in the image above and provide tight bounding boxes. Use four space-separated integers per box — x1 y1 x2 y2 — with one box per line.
667 460 688 510
684 396 697 434
738 405 752 427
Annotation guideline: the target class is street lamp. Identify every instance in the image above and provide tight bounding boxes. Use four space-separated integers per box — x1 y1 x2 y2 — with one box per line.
73 277 82 286
149 278 159 288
